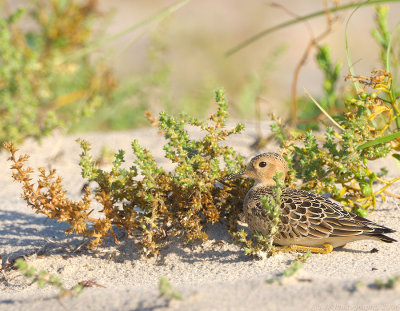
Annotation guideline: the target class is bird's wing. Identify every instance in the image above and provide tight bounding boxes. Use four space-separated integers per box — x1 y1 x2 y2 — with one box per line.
251 187 382 240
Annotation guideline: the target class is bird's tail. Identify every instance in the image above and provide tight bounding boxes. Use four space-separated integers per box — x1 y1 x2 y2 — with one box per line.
377 234 397 243
363 224 397 243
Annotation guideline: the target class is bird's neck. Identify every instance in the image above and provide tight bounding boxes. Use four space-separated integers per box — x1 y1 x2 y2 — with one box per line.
253 180 277 187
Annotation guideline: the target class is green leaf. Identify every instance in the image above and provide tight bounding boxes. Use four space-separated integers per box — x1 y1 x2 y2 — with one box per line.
37 279 46 288
15 258 28 271
358 131 400 150
360 181 373 196
355 208 369 217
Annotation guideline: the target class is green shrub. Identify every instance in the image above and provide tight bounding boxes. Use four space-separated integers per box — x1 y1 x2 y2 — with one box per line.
0 1 115 147
15 258 83 298
6 89 250 257
272 69 400 216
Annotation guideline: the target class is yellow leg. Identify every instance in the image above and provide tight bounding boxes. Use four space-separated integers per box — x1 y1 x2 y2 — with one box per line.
275 243 333 254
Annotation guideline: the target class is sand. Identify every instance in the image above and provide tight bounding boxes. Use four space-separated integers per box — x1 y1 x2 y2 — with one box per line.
1 123 400 311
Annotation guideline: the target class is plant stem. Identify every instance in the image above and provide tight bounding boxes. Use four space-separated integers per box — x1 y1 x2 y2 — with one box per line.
226 0 400 56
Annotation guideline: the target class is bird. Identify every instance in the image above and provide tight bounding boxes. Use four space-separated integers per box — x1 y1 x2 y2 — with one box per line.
223 152 397 254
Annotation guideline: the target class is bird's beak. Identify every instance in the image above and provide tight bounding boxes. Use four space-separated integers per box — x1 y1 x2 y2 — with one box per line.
219 169 246 186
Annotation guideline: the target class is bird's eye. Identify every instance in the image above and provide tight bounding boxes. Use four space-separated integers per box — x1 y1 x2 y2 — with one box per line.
259 161 267 167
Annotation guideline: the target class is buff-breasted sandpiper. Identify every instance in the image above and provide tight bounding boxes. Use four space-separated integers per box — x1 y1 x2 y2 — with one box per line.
224 152 397 254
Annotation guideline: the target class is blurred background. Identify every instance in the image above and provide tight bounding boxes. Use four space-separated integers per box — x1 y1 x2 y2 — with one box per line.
2 0 400 135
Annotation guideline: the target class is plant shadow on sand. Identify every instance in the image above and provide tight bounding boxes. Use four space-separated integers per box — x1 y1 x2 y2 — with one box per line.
0 209 121 264
153 222 252 265
0 210 73 263
113 222 251 264
2 208 382 268
1 209 249 265
0 295 67 309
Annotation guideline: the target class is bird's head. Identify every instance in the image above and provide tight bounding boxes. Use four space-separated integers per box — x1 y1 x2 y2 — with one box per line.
222 152 288 186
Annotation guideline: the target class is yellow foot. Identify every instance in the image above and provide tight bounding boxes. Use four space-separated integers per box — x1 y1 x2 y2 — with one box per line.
276 243 333 254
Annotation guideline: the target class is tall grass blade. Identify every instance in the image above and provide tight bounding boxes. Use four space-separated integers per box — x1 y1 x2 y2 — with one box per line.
67 0 192 61
386 33 393 73
226 0 400 57
391 156 400 171
345 4 363 92
385 21 400 72
304 88 344 130
358 131 400 150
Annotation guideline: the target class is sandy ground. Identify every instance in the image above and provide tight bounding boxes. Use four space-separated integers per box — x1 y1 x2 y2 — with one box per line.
1 123 400 311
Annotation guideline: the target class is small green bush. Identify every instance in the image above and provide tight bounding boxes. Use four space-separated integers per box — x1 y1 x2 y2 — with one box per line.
272 69 400 216
15 258 83 298
0 1 115 147
6 89 250 257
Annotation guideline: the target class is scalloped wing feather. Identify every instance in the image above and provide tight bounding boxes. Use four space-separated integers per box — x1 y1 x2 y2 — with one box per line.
246 186 394 243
